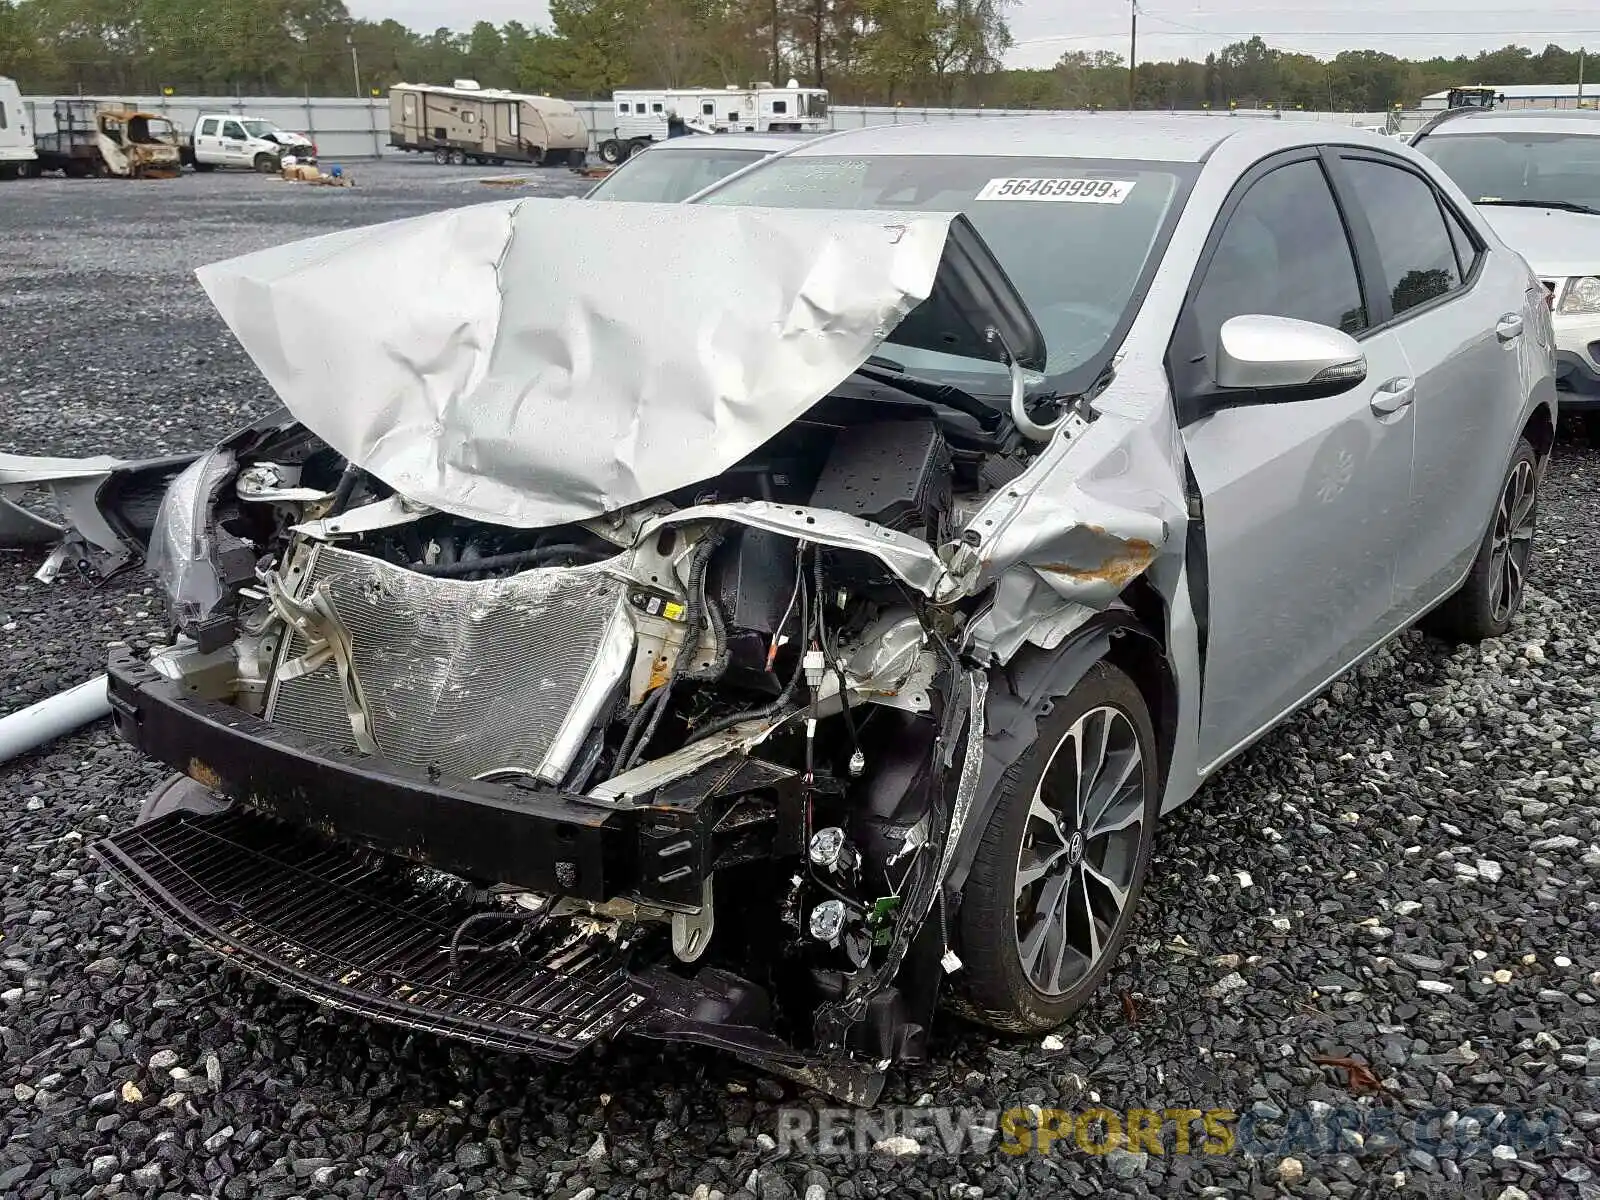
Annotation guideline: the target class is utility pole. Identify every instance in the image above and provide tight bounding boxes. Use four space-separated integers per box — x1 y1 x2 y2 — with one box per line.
1579 47 1587 108
1128 1 1139 110
771 0 781 84
347 33 362 99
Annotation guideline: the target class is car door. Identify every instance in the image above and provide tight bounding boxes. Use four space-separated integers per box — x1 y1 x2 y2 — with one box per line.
196 117 219 160
1170 152 1419 772
1327 151 1530 609
220 119 249 166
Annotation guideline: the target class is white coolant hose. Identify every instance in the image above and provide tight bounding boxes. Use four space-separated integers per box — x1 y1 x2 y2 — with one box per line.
0 675 112 766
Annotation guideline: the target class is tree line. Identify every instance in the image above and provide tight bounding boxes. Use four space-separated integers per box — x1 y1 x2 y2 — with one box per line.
0 0 1592 112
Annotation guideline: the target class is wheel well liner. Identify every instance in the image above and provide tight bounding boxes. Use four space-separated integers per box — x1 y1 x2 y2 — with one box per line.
1524 402 1556 463
944 601 1173 898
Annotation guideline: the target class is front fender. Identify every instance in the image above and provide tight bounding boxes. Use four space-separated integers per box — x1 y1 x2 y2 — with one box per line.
944 607 1158 898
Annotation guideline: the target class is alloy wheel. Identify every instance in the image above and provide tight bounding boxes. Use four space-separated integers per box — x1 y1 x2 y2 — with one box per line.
1488 458 1537 624
1014 704 1146 996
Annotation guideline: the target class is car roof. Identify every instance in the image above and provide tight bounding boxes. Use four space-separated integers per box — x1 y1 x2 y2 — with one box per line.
783 114 1403 162
642 132 818 153
1421 108 1600 137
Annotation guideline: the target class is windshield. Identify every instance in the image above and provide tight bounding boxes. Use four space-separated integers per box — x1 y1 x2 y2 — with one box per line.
589 146 768 203
1416 131 1600 212
241 120 283 139
699 154 1191 387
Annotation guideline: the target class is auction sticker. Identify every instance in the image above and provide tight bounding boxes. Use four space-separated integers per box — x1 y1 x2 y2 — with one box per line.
976 177 1136 203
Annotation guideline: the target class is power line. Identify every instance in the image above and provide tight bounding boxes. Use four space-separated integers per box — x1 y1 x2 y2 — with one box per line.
1015 27 1600 48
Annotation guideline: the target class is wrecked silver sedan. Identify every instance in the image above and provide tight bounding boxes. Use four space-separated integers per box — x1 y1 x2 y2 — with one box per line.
80 118 1555 1102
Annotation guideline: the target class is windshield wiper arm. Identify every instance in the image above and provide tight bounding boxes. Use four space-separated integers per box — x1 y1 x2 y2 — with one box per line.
1476 198 1600 215
851 365 1005 434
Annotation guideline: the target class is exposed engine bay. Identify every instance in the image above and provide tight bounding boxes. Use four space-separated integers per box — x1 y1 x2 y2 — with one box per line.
97 379 1073 1093
54 198 1184 1102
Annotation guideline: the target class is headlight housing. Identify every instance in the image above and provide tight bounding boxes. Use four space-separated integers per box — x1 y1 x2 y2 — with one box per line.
1559 275 1600 314
146 449 236 628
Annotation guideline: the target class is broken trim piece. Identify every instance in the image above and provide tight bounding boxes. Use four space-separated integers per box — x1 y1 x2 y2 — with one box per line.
640 502 963 601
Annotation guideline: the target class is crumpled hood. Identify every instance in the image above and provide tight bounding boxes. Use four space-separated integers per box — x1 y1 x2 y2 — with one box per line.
1477 204 1600 278
195 199 957 528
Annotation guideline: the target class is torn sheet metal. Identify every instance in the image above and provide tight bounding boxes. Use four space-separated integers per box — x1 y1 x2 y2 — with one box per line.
954 357 1191 660
0 452 133 578
964 567 1098 664
197 200 958 530
587 713 793 804
640 501 961 600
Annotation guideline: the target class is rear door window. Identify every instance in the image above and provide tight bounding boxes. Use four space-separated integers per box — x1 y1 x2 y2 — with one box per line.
1339 157 1463 317
200 118 218 136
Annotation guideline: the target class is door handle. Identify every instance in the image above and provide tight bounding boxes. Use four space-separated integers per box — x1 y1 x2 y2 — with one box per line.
1369 376 1415 415
1496 313 1524 342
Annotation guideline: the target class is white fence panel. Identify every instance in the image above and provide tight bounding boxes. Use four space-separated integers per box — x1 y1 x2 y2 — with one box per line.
24 94 1392 159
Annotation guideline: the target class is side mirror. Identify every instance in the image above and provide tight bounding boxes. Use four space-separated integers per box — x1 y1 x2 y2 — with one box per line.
1216 314 1367 402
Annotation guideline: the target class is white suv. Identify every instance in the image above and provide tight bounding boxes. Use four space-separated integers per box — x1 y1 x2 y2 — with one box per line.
1414 108 1600 410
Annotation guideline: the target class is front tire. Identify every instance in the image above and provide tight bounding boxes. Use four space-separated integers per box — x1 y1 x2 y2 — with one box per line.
253 152 279 174
953 661 1159 1034
1422 436 1539 643
598 139 623 164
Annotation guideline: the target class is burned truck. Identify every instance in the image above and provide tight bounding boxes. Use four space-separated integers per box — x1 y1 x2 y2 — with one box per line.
33 100 182 178
79 196 1186 1102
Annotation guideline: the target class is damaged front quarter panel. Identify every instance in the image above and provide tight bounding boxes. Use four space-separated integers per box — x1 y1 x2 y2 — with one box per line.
956 380 1190 664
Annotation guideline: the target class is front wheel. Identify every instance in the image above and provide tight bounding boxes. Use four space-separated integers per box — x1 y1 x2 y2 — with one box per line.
952 661 1159 1034
253 152 279 174
1421 436 1539 643
597 139 623 164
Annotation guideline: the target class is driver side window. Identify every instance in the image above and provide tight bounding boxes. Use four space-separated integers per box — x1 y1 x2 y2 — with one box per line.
1193 158 1369 362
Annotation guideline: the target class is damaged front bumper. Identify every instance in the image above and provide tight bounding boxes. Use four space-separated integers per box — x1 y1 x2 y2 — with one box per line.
91 646 889 1102
0 450 198 581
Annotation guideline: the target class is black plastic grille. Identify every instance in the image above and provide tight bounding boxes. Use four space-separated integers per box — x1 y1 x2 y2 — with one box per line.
92 810 649 1058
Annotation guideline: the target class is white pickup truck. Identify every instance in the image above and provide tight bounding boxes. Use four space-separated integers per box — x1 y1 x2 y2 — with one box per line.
184 114 316 173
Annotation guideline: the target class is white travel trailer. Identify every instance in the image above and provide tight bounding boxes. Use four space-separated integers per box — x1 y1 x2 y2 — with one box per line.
0 76 39 179
390 80 589 166
600 81 828 163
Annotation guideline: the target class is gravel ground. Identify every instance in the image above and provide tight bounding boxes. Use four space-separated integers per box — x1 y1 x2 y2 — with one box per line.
3 165 1599 1200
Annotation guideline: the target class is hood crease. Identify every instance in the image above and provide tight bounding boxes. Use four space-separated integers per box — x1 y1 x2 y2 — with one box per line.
197 200 959 529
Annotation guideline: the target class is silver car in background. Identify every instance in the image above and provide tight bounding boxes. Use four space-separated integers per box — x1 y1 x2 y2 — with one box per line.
1412 108 1600 410
584 131 816 203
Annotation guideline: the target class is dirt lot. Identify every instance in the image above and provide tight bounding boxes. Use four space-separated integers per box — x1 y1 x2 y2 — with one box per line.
1 161 1598 1200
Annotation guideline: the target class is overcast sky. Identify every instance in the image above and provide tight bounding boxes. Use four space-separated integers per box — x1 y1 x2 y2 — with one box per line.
347 0 1600 71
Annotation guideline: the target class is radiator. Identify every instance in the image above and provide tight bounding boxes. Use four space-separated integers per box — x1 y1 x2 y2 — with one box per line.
265 543 631 784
